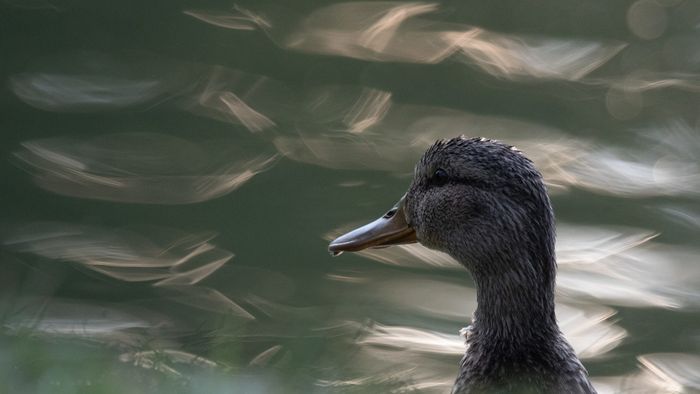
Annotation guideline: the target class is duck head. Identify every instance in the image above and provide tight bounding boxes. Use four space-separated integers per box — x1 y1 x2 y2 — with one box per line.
329 137 555 282
330 137 593 393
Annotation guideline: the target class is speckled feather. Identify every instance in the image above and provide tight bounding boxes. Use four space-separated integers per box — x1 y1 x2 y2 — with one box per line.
404 137 596 394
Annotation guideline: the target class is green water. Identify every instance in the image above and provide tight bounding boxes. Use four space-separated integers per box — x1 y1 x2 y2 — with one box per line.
1 1 699 393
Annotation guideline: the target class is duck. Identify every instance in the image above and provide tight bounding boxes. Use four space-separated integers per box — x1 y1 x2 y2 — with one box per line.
328 137 597 394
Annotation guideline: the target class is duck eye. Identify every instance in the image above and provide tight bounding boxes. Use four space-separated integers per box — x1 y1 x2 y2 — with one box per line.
432 168 449 186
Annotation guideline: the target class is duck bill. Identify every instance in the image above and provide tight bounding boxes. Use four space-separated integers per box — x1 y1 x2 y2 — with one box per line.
329 195 417 253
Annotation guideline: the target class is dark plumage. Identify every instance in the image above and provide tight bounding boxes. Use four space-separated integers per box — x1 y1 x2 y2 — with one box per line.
329 137 596 394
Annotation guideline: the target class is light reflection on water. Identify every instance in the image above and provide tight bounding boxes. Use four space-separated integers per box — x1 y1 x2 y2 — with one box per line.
12 133 278 204
2 0 700 393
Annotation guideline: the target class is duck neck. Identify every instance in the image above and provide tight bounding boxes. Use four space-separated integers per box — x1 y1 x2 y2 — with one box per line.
470 256 558 344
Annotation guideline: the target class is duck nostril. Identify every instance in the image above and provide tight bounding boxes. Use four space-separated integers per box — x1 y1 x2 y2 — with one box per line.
383 207 398 219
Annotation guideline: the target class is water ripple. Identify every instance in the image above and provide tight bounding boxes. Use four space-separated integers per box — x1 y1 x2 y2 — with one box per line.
13 133 277 204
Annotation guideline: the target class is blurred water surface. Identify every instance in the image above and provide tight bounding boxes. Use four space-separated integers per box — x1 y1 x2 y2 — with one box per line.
1 1 700 393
